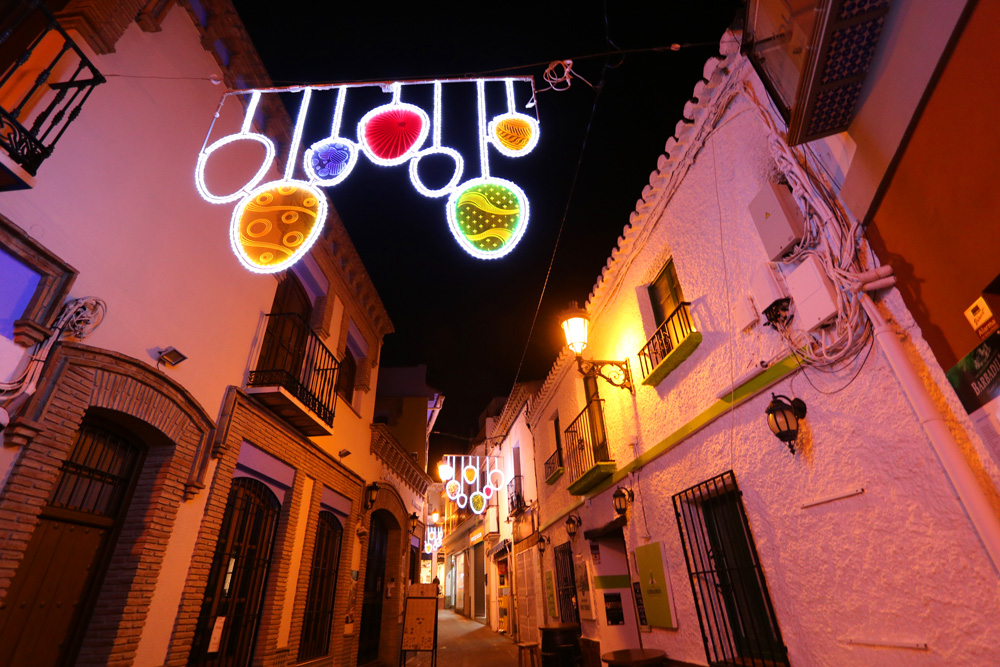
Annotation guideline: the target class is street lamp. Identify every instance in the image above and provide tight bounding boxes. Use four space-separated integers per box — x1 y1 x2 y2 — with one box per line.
612 487 633 517
410 512 419 534
560 302 633 393
537 534 549 554
565 514 582 539
765 393 807 454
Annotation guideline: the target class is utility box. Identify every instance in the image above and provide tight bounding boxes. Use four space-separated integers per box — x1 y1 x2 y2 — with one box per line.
786 255 839 331
750 262 788 319
749 181 805 260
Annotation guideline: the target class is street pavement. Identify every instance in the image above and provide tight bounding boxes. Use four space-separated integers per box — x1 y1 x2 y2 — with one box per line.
405 609 520 666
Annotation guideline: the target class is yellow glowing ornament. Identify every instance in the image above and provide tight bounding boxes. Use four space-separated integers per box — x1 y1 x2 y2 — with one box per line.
231 181 326 273
463 464 478 485
445 480 461 500
469 491 486 514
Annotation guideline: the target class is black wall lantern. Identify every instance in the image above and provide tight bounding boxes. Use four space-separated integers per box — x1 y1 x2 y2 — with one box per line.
565 514 582 539
537 534 549 554
409 512 419 534
765 393 807 454
363 482 381 511
612 487 634 517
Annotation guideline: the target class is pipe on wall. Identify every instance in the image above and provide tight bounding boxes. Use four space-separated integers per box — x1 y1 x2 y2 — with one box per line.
861 294 1000 576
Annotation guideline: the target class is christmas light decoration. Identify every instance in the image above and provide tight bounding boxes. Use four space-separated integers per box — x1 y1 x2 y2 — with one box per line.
440 454 503 515
445 479 461 500
463 463 479 485
488 79 540 158
446 80 529 260
196 76 538 269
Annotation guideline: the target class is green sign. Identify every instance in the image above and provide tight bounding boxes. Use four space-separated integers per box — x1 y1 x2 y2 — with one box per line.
634 542 677 629
544 570 558 618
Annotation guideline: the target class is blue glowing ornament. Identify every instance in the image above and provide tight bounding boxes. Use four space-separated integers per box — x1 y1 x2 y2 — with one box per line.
305 138 357 185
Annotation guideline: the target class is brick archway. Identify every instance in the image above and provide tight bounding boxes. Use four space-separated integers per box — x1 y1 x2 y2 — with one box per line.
0 342 214 665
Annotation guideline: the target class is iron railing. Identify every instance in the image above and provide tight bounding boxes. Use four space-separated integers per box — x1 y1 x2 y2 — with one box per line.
544 449 562 480
248 312 339 426
672 471 789 667
507 475 525 516
638 302 695 379
0 1 105 175
563 398 609 483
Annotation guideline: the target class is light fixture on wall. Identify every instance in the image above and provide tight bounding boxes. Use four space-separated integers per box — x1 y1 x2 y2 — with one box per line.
363 482 381 512
156 346 187 367
537 534 550 554
431 511 440 524
410 512 419 534
765 393 807 454
565 514 582 539
560 303 633 393
612 487 634 517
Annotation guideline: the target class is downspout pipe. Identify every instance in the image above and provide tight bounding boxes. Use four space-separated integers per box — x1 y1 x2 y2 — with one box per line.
861 294 1000 576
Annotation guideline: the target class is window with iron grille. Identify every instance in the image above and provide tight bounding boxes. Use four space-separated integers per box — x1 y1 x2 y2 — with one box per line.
297 511 343 661
672 472 788 667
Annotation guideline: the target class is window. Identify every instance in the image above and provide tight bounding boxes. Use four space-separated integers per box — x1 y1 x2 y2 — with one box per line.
673 472 788 666
298 511 343 661
648 258 684 326
544 414 564 484
336 346 356 403
639 257 700 385
0 214 77 347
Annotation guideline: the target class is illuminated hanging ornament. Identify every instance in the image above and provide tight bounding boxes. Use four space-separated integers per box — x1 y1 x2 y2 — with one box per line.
230 89 327 273
483 485 493 499
409 81 464 197
445 479 461 500
425 543 433 553
488 78 540 158
447 80 529 259
469 491 487 514
456 492 468 509
488 465 506 491
304 86 358 186
195 90 276 204
463 463 479 485
438 460 455 482
358 82 429 166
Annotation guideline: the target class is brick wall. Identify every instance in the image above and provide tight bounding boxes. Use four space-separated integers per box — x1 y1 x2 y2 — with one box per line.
0 342 214 665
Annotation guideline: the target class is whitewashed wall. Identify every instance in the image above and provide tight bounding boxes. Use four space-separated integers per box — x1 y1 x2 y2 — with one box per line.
528 43 1000 667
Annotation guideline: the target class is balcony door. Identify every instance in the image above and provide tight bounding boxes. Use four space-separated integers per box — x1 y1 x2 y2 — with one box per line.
259 275 312 376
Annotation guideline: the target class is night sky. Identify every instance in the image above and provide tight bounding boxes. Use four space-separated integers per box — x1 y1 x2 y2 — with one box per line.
232 1 742 444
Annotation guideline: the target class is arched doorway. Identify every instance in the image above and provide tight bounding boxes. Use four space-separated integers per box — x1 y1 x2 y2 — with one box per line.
189 477 281 667
0 419 145 666
357 511 389 665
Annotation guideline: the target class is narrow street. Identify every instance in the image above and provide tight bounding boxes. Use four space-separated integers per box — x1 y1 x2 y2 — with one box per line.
405 610 519 667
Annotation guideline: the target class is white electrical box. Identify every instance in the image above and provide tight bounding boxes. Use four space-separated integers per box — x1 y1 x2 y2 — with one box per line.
733 295 759 331
749 262 788 316
786 255 839 330
748 182 805 260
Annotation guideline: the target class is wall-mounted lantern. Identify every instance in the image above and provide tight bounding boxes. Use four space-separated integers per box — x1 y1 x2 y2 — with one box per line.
565 514 582 539
363 482 381 512
537 534 550 554
410 512 419 534
612 487 634 517
765 393 807 454
560 303 633 393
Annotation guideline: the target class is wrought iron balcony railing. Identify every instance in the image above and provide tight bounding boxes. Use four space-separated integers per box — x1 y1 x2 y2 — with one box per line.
507 475 525 516
248 312 339 430
0 1 105 177
638 302 701 386
544 449 564 484
564 398 614 495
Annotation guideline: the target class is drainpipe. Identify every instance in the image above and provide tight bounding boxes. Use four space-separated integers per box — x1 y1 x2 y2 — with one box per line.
861 294 1000 576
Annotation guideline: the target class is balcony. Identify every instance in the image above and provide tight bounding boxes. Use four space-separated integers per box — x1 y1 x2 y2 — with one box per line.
742 0 890 145
638 302 701 387
564 398 615 496
247 312 339 436
0 2 105 187
544 449 564 485
507 475 526 516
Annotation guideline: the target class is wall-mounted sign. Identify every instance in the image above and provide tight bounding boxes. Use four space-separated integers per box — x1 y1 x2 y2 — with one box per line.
633 542 678 629
604 593 625 625
470 527 485 545
545 571 558 618
948 330 1000 414
196 77 539 272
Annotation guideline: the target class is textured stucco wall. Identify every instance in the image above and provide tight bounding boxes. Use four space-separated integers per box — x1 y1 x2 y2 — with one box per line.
527 47 1000 666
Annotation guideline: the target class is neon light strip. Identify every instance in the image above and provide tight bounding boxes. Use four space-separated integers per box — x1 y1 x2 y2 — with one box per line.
285 88 312 180
409 80 463 197
476 79 489 179
242 90 261 133
505 78 515 112
332 86 347 136
195 92 276 204
432 81 442 146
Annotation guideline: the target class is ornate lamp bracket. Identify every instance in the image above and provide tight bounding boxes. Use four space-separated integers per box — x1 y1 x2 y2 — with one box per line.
576 356 634 393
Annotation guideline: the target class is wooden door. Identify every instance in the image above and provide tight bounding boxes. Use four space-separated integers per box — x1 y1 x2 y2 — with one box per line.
0 421 144 666
553 542 579 624
189 477 281 667
357 513 388 664
259 274 312 376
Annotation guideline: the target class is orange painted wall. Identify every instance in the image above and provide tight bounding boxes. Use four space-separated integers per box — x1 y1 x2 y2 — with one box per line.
868 0 1000 370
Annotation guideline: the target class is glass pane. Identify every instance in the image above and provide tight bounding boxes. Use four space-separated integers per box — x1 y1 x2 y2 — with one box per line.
747 0 819 112
0 248 41 339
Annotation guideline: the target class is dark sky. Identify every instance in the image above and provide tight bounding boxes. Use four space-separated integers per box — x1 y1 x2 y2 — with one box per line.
233 1 742 441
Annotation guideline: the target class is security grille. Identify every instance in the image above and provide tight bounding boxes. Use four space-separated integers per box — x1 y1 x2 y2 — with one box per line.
297 511 343 661
672 472 789 667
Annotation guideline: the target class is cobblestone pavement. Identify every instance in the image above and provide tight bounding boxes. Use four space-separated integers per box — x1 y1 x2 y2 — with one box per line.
405 609 520 666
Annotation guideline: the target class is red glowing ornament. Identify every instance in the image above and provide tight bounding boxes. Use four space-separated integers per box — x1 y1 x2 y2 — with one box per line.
483 486 493 499
358 84 429 167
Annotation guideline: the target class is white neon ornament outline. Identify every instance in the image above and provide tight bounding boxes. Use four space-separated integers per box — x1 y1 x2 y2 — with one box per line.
195 90 276 204
303 86 359 186
488 461 506 491
487 78 540 158
445 479 461 500
469 458 487 514
357 82 431 167
446 79 530 260
229 89 329 274
462 462 479 485
409 81 464 197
